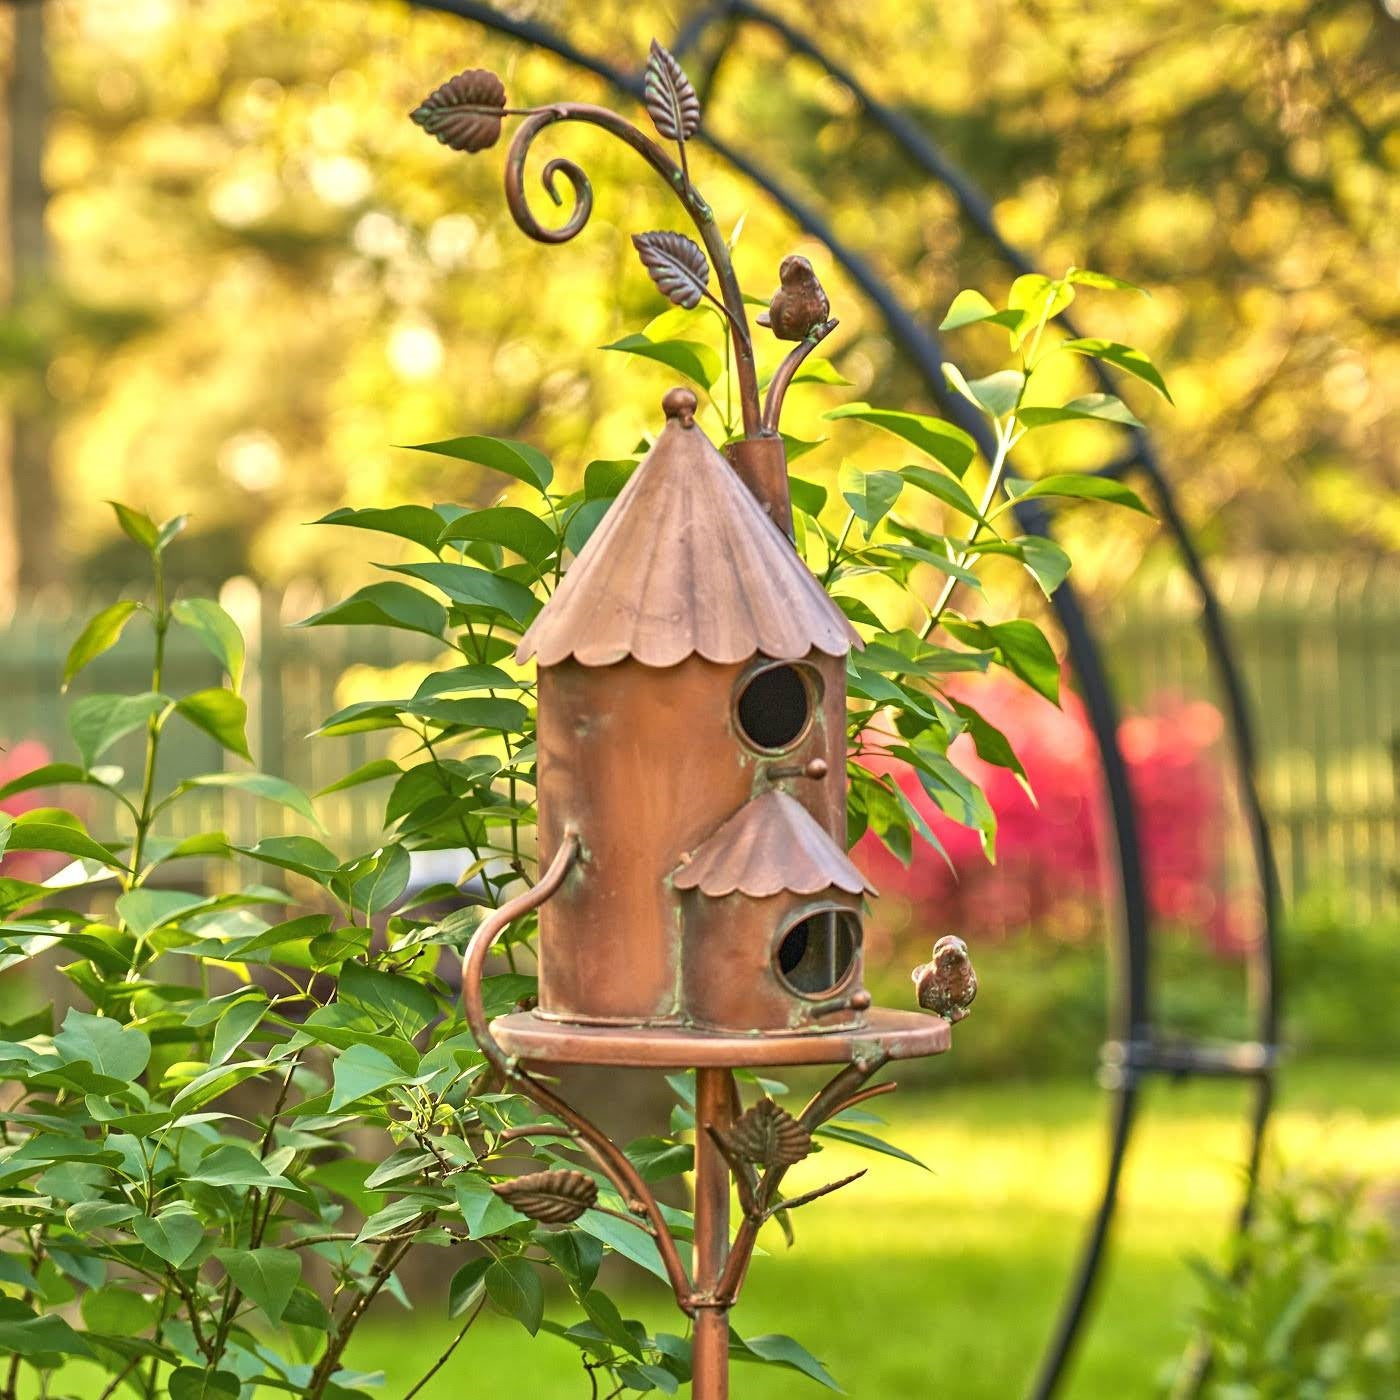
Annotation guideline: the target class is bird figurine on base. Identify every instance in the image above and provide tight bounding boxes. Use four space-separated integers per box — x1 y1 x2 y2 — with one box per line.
912 935 978 1023
756 254 831 341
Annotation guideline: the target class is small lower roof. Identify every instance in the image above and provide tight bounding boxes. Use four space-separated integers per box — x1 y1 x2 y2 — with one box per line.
673 789 876 899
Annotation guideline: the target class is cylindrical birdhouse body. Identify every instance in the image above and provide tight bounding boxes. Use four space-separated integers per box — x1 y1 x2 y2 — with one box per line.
518 389 873 1039
535 647 857 1027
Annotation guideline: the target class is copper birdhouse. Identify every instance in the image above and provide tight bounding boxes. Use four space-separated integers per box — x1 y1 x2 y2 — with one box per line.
430 42 967 1398
520 385 875 1036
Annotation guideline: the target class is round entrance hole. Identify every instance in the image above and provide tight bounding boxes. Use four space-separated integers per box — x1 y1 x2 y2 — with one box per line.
774 908 861 997
734 662 816 752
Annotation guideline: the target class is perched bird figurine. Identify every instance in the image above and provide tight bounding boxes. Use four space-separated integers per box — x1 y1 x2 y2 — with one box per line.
757 255 831 341
912 935 978 1022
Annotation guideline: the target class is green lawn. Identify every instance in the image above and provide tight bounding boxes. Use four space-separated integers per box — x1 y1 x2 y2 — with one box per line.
344 1058 1400 1398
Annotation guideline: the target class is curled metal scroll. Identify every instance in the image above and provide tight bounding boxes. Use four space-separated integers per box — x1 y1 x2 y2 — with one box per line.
402 3 1282 1395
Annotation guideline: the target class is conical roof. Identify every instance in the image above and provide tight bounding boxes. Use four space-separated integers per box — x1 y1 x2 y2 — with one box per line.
516 391 860 668
672 790 876 898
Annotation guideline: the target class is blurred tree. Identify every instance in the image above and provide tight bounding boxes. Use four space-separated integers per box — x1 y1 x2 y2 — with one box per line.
0 0 1394 590
1 0 60 596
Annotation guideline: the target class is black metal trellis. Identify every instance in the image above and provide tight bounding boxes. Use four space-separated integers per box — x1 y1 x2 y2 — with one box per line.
403 4 1283 1394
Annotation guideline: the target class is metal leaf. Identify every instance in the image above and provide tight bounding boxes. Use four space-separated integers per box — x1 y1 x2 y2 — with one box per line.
631 231 710 310
410 69 508 154
492 1169 597 1225
644 40 701 143
721 1099 812 1169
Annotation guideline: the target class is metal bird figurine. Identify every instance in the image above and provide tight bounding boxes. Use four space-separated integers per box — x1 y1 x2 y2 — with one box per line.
912 935 978 1022
756 255 831 341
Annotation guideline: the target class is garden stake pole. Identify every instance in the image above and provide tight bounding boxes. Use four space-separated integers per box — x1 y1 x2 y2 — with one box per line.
693 1067 736 1398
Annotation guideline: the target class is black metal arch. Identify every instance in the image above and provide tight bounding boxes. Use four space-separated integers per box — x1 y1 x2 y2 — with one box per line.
405 4 1283 1394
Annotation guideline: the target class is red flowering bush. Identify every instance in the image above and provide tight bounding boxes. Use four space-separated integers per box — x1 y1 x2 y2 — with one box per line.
857 673 1244 955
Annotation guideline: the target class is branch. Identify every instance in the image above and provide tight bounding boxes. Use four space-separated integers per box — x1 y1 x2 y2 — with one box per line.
766 1169 867 1220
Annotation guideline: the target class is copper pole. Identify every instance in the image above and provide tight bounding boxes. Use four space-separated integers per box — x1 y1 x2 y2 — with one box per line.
692 1067 736 1398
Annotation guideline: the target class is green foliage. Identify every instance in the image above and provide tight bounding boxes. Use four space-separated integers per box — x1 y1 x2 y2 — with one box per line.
1176 1171 1400 1399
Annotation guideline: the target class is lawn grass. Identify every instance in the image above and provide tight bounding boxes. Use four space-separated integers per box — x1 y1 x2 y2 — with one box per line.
342 1057 1400 1398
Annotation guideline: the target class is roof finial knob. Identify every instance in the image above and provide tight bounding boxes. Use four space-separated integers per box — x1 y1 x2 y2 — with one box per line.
662 385 697 428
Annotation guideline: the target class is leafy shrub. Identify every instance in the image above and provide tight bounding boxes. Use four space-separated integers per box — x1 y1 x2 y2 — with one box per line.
1172 1170 1400 1399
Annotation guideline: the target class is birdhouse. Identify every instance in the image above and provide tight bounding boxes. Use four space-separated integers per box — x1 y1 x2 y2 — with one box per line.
518 387 875 1037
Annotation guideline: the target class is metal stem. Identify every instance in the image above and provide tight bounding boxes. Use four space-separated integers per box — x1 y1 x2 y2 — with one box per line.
501 102 760 436
693 1068 736 1398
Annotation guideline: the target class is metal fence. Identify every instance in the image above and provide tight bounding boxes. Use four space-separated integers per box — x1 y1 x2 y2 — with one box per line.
2 558 1395 917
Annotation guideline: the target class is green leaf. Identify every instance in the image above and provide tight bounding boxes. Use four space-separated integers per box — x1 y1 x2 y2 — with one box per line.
575 1209 668 1282
210 994 267 1065
839 468 903 529
384 562 539 626
1004 473 1151 515
175 689 251 761
405 435 553 493
601 333 722 391
0 818 126 871
485 1257 544 1335
454 1176 527 1238
1065 267 1148 295
939 288 1022 332
437 506 557 566
789 477 827 517
942 364 1025 416
538 1230 603 1296
107 501 160 551
899 466 982 520
0 762 120 800
735 1332 843 1391
115 888 205 935
183 772 318 825
583 458 638 499
812 1122 928 1170
236 835 341 881
949 698 1029 784
339 959 436 1037
0 1309 93 1360
582 1288 644 1359
941 617 1060 703
1007 273 1075 346
1060 338 1173 401
1017 394 1144 428
68 691 168 768
316 759 400 796
329 1044 409 1112
790 357 850 386
189 1144 298 1192
315 505 448 552
824 403 976 478
171 598 246 689
341 844 412 917
62 600 143 691
564 498 612 557
977 535 1073 598
52 1009 149 1080
295 583 447 640
81 1285 159 1336
215 1247 300 1325
133 1206 204 1267
448 1257 492 1319
168 1368 239 1400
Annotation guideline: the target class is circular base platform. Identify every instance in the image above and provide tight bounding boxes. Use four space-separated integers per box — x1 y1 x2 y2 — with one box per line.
491 1006 952 1069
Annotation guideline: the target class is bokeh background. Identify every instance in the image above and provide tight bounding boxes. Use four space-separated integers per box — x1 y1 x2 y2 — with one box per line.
1 2 1397 1396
